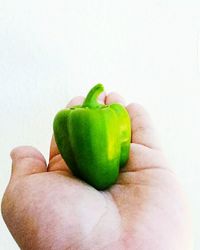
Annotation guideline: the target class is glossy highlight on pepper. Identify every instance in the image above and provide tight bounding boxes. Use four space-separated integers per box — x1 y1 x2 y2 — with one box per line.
53 84 131 190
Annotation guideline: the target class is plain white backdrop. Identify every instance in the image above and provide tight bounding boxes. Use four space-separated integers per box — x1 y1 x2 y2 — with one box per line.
0 0 200 249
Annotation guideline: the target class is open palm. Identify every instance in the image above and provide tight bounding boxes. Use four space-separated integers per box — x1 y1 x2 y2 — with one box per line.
2 93 193 250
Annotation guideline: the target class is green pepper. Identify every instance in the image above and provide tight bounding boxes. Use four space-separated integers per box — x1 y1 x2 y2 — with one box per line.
53 84 131 190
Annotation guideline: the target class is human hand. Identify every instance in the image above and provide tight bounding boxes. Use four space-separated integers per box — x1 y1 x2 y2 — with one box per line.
1 92 193 250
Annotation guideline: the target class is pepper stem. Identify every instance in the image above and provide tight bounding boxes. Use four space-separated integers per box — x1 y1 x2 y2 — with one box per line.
82 83 104 108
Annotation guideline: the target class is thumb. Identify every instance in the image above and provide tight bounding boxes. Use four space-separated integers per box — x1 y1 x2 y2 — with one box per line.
10 146 47 178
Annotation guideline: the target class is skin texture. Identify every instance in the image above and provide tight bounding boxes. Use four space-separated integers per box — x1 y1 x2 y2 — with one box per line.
1 92 193 250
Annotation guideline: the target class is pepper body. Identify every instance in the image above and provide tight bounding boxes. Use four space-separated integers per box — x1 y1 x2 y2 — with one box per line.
53 84 131 190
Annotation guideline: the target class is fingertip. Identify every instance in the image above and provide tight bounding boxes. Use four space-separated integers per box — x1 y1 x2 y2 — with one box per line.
66 96 85 108
126 102 150 117
10 146 46 164
106 92 126 106
66 93 106 107
98 91 106 104
10 146 47 177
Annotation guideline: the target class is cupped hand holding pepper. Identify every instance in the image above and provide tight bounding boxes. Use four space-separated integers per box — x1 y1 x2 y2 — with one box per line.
1 92 193 250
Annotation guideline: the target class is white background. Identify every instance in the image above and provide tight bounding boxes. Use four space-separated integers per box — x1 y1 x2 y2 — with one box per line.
0 0 200 249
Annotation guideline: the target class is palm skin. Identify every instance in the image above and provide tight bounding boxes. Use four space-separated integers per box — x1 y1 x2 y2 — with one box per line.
1 93 193 250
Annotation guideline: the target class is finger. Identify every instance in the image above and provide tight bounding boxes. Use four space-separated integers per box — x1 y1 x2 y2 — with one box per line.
48 154 73 176
10 146 47 178
105 92 126 106
98 91 106 104
49 96 85 161
126 103 161 150
66 95 85 108
120 143 168 173
49 135 59 161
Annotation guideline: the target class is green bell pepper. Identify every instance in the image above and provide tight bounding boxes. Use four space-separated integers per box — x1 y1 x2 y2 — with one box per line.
53 84 131 190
